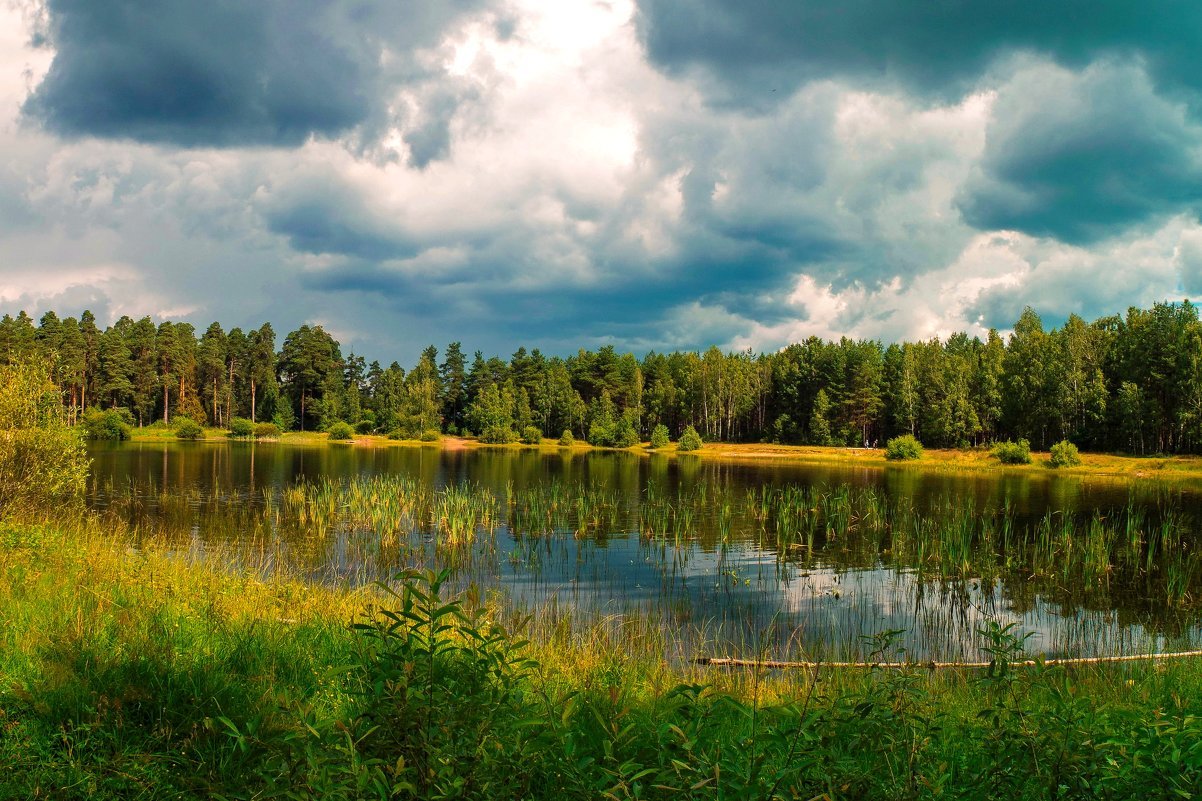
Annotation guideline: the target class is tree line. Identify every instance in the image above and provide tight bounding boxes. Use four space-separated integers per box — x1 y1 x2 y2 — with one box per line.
2 302 1200 453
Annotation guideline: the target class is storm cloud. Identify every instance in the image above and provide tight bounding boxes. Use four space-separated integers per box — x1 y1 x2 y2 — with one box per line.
23 0 486 149
635 0 1202 105
4 0 1202 362
957 60 1202 244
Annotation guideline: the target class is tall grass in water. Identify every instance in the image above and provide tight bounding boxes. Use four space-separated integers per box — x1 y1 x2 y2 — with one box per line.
4 516 1202 800
88 471 1202 659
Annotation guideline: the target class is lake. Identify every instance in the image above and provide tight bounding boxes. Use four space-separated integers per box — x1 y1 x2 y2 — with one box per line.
85 440 1202 662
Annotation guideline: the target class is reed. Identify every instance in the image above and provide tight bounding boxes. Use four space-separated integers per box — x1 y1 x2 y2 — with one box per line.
4 514 1202 800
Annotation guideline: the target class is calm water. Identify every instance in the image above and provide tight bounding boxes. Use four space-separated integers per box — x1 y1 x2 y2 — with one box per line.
86 441 1202 662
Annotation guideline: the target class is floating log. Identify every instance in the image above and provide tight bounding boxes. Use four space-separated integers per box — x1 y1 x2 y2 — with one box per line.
694 649 1202 670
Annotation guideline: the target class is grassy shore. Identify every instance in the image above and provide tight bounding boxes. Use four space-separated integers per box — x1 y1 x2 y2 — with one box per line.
125 424 1202 485
3 512 1202 799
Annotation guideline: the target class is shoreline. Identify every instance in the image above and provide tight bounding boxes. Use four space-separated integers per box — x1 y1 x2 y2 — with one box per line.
121 427 1202 483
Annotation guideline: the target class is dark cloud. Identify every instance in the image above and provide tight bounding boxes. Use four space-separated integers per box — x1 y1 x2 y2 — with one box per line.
403 83 479 168
24 0 487 148
264 189 421 261
956 62 1202 244
635 0 1202 105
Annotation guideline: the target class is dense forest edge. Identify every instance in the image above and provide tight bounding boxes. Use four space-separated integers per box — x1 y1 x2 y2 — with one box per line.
4 300 1202 455
3 359 1202 798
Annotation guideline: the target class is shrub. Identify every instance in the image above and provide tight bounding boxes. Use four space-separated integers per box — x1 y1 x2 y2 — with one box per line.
614 417 640 448
355 420 375 435
992 438 1031 465
228 417 254 438
1049 439 1082 468
587 421 613 447
0 362 89 515
649 423 670 449
173 417 204 440
558 429 575 447
520 426 542 445
420 429 441 443
326 421 354 441
253 422 281 439
678 425 703 452
884 434 923 461
479 425 517 444
81 407 133 440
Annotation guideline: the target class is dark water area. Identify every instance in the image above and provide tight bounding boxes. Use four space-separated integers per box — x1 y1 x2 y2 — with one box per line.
86 441 1202 662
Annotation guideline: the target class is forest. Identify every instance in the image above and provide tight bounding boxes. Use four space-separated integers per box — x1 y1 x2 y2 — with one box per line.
2 301 1200 453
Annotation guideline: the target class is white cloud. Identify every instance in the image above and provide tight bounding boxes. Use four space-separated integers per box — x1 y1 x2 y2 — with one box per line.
1 1 1201 361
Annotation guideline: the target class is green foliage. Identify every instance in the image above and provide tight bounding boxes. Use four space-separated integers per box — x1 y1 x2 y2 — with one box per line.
649 423 670 449
420 428 441 443
354 419 375 435
479 425 518 444
678 425 703 452
469 381 517 443
809 388 832 446
326 421 354 441
253 422 281 439
612 415 640 448
272 399 296 432
885 434 923 460
173 417 204 440
10 544 1202 800
0 362 88 516
558 429 574 447
17 299 1202 455
1050 439 1082 467
520 425 542 445
81 407 133 440
992 438 1032 465
586 390 621 447
227 417 254 438
327 569 542 798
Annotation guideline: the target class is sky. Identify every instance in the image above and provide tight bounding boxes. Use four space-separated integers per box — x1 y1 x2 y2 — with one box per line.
2 0 1202 363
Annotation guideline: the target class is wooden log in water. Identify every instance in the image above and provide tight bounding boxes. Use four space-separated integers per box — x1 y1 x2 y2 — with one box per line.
694 650 1202 670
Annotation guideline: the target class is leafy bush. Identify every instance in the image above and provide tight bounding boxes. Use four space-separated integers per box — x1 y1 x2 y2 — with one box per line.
884 434 923 460
1049 439 1082 468
355 420 375 435
253 422 281 439
614 417 640 448
326 421 354 441
589 417 640 448
586 420 614 447
479 425 518 444
649 423 670 449
558 429 574 447
520 426 542 445
227 417 254 438
173 417 204 440
992 438 1031 465
420 429 441 443
81 407 133 440
0 362 88 515
678 425 703 452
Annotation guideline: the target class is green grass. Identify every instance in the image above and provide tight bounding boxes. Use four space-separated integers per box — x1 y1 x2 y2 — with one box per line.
3 513 1202 799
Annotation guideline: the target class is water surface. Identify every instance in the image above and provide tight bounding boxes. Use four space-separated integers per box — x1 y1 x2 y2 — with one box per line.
86 441 1202 662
